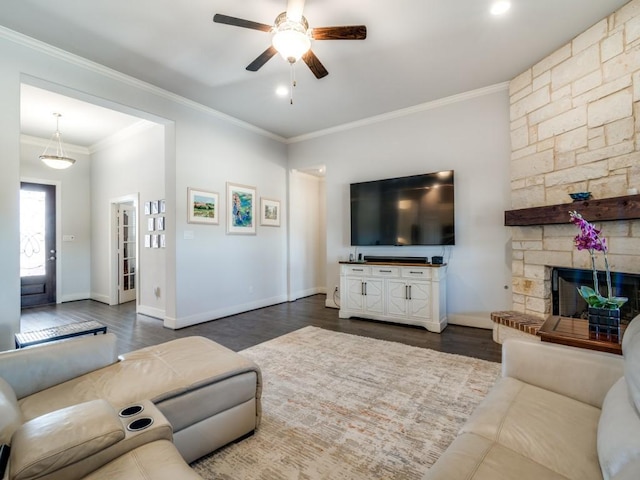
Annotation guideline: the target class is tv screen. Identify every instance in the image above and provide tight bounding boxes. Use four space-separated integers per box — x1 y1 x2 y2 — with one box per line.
350 170 455 246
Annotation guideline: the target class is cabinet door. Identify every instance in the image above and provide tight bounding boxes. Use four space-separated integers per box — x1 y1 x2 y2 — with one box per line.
363 278 384 314
345 277 365 311
387 279 408 316
408 281 431 320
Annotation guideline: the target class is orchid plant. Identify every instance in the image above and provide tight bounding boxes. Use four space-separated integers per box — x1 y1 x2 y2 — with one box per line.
569 211 627 310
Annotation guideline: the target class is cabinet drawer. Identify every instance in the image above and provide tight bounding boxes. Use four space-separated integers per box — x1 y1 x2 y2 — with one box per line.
401 268 432 279
343 265 370 276
371 266 399 277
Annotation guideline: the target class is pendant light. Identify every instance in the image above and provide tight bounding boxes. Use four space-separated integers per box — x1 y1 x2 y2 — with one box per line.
39 113 76 169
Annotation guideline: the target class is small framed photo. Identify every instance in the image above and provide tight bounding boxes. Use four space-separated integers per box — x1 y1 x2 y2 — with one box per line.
159 199 166 214
157 216 165 231
160 234 166 248
151 201 159 215
147 217 155 232
260 198 281 227
152 234 159 248
227 182 256 235
144 235 151 248
188 188 219 225
144 202 151 215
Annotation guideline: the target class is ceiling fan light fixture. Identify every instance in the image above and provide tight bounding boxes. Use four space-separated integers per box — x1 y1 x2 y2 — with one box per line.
39 113 76 169
272 12 311 63
490 1 511 16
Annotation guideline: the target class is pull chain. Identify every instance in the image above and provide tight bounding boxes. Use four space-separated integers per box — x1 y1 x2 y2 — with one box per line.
289 62 297 105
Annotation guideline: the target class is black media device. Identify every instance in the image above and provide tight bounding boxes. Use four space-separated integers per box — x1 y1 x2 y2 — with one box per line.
431 256 444 265
350 170 455 246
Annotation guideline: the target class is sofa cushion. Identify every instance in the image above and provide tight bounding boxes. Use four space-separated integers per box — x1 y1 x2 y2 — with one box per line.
10 400 124 480
18 336 261 423
460 376 602 480
423 433 568 480
0 377 23 444
622 317 640 414
598 377 640 480
81 440 202 480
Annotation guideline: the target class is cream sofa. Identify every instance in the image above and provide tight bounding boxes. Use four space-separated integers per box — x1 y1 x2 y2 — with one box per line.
425 315 640 480
0 334 262 479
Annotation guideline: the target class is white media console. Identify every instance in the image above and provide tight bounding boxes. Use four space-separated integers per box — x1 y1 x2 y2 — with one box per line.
338 261 447 333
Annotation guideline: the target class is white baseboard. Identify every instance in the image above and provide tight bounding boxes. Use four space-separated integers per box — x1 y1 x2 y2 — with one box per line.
164 294 289 330
59 292 91 303
90 293 111 305
447 312 493 330
289 286 326 302
137 305 165 320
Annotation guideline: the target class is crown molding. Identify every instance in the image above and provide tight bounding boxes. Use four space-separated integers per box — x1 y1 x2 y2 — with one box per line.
0 26 287 144
286 82 510 144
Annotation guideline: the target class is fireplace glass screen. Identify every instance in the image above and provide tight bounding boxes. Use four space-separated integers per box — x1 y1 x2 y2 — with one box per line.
552 267 640 323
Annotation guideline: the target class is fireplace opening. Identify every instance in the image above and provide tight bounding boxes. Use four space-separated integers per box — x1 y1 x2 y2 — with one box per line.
552 267 640 323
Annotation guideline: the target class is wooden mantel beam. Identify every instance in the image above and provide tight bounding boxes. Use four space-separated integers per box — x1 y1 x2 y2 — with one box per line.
504 194 640 226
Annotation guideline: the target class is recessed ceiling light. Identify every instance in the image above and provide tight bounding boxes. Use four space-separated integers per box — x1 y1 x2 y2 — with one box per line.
490 1 511 16
276 86 288 97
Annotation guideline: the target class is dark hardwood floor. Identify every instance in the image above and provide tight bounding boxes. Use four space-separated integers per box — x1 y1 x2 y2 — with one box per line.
20 295 502 362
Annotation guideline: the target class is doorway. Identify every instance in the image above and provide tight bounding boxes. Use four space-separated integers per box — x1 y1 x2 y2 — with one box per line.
20 182 56 307
112 200 138 305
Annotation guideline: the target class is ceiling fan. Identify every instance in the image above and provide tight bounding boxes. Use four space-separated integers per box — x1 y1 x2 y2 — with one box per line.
213 0 367 79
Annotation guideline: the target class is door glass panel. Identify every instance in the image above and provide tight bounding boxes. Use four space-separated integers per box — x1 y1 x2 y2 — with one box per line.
20 189 46 277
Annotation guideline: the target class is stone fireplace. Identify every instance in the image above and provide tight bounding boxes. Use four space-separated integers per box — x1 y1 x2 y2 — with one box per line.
509 1 640 319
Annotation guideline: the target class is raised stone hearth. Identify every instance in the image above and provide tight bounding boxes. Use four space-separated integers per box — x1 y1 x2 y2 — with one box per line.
509 0 640 318
491 311 544 344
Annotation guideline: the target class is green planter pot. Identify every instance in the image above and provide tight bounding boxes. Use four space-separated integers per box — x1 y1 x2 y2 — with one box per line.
588 307 621 343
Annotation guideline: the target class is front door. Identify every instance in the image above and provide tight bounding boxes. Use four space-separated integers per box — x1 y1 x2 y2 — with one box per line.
20 182 56 307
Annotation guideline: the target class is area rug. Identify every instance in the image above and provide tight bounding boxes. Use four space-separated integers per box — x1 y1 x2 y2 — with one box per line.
191 326 501 479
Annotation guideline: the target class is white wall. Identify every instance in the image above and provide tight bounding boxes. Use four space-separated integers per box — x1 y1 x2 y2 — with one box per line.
20 140 92 302
90 122 165 317
288 88 513 328
172 110 288 328
289 170 326 300
0 29 288 348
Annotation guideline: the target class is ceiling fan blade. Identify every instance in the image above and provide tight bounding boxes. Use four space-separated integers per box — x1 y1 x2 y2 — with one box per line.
312 25 367 40
213 14 272 32
286 0 306 22
246 46 278 71
302 50 328 79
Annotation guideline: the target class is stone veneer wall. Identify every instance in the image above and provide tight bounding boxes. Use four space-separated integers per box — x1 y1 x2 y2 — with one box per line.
509 0 640 317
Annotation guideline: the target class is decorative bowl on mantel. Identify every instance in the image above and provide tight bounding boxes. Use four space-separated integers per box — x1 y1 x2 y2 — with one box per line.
569 192 591 202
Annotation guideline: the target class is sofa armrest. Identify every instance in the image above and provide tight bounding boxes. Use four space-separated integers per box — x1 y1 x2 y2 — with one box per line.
0 334 118 399
9 400 124 480
502 339 624 408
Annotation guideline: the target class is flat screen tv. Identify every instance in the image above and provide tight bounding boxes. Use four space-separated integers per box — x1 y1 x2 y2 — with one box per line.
350 170 455 246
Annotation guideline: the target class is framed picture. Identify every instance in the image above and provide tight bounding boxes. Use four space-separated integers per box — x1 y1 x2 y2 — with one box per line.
187 188 219 225
151 234 159 248
159 199 166 213
260 198 281 227
144 202 151 215
144 235 151 248
147 217 155 232
226 182 256 235
160 234 166 248
151 201 159 215
157 216 165 231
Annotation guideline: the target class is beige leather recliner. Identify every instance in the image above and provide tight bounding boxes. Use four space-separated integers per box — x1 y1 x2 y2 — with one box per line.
0 333 262 479
425 314 640 480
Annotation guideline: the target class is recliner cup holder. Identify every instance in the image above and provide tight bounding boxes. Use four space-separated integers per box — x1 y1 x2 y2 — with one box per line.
119 404 144 417
127 417 154 432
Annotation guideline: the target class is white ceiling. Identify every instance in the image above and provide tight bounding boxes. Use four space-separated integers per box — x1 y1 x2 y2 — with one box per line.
2 0 631 143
